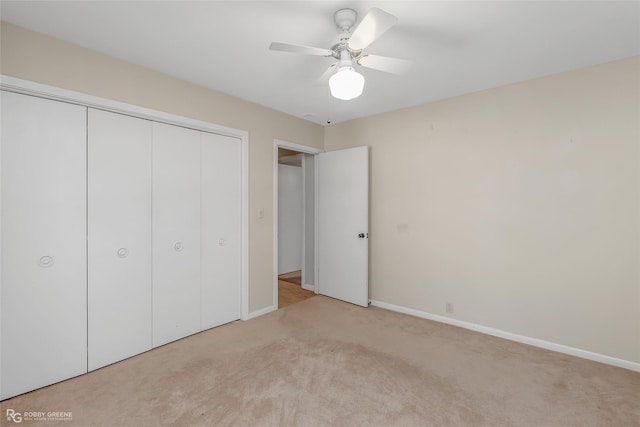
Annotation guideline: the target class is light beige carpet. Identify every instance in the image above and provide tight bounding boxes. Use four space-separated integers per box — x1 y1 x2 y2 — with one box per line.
2 296 639 426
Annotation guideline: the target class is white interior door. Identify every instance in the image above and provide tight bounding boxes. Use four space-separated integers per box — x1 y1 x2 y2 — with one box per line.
201 132 242 329
1 91 87 399
152 122 202 347
317 146 369 307
88 109 152 370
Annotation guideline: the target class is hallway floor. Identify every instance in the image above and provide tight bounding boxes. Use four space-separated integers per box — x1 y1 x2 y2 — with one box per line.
278 270 315 308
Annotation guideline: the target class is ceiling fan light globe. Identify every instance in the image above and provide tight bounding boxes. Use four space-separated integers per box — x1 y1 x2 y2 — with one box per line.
329 68 365 100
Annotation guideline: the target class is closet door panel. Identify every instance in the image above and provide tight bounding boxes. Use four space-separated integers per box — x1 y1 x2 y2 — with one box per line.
152 122 201 347
1 92 87 399
201 133 242 329
88 109 152 370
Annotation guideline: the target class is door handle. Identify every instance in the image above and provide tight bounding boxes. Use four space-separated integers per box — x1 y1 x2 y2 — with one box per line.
38 255 55 268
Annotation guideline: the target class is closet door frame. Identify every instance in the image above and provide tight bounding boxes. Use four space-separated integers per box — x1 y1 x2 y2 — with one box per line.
0 75 250 322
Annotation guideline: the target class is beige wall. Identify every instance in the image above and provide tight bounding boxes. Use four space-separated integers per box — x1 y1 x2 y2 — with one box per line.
325 56 640 363
0 22 324 313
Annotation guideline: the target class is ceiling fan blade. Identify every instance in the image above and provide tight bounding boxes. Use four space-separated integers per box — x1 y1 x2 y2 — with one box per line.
357 54 412 75
348 8 398 51
269 42 333 57
315 63 338 86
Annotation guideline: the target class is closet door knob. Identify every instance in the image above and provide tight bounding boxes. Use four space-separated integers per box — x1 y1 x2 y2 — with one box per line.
174 242 183 252
38 255 55 268
117 248 129 258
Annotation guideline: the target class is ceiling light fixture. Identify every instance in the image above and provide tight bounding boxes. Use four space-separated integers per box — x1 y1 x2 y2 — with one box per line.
329 50 365 100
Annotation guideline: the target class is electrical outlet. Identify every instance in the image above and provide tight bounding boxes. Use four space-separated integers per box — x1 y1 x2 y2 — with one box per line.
446 303 454 314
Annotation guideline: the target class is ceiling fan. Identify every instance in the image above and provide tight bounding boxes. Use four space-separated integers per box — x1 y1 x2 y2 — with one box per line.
269 7 411 100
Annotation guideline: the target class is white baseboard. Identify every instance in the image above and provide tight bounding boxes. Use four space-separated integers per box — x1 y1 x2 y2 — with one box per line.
247 304 277 320
369 299 640 373
302 283 315 292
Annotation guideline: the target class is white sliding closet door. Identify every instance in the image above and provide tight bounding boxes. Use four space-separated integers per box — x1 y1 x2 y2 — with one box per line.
88 109 153 370
152 122 202 347
201 133 242 329
1 92 87 399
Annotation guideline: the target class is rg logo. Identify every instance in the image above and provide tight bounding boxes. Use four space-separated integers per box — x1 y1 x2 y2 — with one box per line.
6 409 22 423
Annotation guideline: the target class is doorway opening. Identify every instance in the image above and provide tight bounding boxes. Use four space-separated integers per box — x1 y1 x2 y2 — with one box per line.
274 140 322 309
274 141 370 310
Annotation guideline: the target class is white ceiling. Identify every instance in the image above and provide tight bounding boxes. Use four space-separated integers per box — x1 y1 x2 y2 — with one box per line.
2 1 639 125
